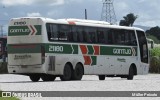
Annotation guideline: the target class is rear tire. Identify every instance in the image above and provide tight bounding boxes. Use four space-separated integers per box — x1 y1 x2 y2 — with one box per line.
41 75 56 81
29 75 40 82
127 66 134 80
71 64 84 80
98 75 105 80
60 64 72 81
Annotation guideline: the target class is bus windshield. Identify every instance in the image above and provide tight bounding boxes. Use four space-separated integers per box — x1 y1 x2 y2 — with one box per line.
137 31 148 63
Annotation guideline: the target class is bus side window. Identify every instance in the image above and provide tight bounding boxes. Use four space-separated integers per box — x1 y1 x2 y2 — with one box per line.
87 27 96 43
70 26 78 42
130 31 137 46
58 25 69 41
82 30 87 43
46 24 51 40
108 30 113 44
46 23 58 41
77 26 84 42
97 31 105 44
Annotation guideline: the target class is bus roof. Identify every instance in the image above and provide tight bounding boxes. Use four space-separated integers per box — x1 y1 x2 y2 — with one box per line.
10 17 144 32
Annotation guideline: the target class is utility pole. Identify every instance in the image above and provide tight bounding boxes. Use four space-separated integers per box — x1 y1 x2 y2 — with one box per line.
0 6 5 37
0 25 4 37
85 9 87 20
101 0 117 24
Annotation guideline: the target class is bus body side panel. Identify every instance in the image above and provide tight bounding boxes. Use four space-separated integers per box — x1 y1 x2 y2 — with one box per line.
43 44 94 75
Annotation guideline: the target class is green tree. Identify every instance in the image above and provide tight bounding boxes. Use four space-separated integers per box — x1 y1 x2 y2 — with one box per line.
146 26 160 40
147 35 160 44
119 13 138 27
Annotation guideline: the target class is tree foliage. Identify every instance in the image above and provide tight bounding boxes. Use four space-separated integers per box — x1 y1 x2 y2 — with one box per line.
147 35 160 44
146 26 160 40
150 47 160 73
119 13 138 27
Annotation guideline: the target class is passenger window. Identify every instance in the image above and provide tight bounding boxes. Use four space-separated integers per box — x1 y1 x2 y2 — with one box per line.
46 23 58 41
97 31 105 44
58 25 70 41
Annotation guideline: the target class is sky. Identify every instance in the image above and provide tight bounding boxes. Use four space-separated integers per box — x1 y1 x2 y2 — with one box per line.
0 0 160 34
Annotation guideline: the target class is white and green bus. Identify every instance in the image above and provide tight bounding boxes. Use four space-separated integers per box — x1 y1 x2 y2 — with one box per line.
7 17 149 82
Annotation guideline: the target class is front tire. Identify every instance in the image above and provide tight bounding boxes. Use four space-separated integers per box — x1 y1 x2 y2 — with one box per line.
29 75 40 82
60 64 72 81
127 66 134 80
98 75 105 80
71 64 84 80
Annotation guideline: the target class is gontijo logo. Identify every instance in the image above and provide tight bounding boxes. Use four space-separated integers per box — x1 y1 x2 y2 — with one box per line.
8 25 41 36
9 25 37 35
113 48 132 55
113 47 136 56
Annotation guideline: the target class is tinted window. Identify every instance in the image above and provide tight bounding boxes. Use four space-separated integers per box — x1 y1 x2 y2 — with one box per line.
97 28 109 44
46 23 71 41
125 30 137 46
46 23 138 46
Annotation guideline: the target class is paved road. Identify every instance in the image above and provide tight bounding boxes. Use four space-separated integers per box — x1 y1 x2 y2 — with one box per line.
0 74 160 100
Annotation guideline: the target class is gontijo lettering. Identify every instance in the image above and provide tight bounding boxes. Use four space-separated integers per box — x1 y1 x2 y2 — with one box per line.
10 29 30 33
113 48 132 55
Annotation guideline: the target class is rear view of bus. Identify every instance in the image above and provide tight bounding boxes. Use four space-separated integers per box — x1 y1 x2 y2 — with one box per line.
8 18 44 81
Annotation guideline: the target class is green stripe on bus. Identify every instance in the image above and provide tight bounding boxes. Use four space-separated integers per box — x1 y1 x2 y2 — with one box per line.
45 44 78 54
72 45 78 54
91 56 97 65
87 45 94 55
100 46 137 56
7 43 137 56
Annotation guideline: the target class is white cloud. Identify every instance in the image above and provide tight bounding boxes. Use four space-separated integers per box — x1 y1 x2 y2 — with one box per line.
31 0 65 6
47 11 63 19
115 1 129 10
0 0 64 6
27 12 41 17
138 0 146 3
1 0 33 6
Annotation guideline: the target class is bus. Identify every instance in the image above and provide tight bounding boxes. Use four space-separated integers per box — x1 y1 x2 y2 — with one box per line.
7 17 149 82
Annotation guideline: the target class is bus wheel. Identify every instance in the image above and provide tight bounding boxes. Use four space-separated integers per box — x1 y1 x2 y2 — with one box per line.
98 75 105 80
72 64 84 80
41 75 56 81
29 75 40 82
60 64 72 81
127 66 134 80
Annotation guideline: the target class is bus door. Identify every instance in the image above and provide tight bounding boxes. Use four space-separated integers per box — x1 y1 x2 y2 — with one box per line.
137 31 149 74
